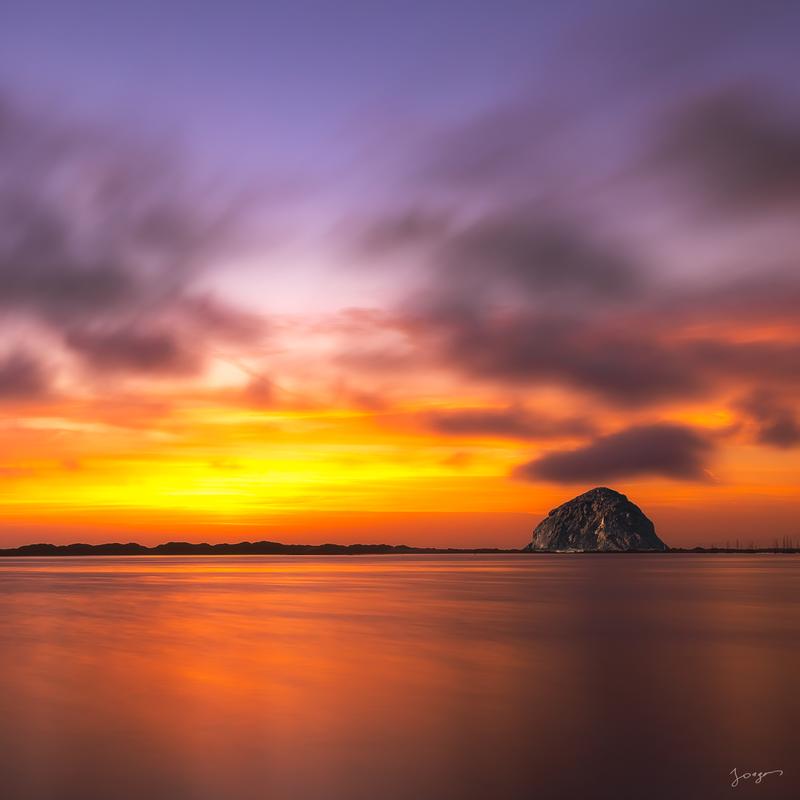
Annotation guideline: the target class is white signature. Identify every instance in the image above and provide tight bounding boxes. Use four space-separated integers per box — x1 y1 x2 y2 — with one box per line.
730 768 784 787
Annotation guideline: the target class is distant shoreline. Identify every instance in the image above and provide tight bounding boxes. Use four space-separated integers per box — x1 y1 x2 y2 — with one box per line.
0 541 798 557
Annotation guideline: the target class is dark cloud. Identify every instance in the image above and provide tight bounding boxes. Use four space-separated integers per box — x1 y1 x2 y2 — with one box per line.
362 203 701 406
657 88 800 214
349 41 800 415
415 304 800 408
365 203 800 409
686 339 800 385
425 406 593 440
336 1 800 434
355 91 800 408
426 310 705 406
0 90 264 378
64 326 200 375
656 272 800 327
175 294 266 344
360 208 454 253
436 214 642 303
0 351 49 400
514 423 714 483
736 390 800 448
759 416 800 449
353 197 800 405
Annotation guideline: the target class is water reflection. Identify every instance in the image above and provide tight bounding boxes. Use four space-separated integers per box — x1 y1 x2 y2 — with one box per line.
0 555 797 799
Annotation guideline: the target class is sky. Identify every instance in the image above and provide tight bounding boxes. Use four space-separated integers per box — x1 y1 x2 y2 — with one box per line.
0 0 799 547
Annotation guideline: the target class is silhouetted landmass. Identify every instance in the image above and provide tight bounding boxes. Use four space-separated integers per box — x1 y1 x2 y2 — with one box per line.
0 541 518 557
0 541 796 557
524 487 667 552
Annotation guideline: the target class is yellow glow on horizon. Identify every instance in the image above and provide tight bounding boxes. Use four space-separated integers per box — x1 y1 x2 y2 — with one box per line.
1 387 799 548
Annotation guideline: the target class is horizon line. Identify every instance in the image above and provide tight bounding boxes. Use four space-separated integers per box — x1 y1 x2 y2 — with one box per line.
2 540 799 557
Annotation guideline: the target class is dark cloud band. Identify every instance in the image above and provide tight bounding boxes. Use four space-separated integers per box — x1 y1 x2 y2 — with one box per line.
513 423 714 483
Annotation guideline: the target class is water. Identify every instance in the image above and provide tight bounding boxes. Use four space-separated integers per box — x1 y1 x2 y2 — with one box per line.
0 554 797 800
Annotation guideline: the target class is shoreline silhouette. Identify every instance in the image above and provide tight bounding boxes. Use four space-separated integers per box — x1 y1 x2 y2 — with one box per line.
1 541 798 557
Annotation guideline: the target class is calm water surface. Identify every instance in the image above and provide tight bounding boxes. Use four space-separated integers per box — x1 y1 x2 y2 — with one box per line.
0 554 797 800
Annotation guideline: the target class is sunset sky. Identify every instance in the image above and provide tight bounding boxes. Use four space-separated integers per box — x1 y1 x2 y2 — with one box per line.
1 0 799 547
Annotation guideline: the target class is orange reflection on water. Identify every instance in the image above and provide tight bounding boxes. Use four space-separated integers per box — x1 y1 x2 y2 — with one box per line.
0 555 798 800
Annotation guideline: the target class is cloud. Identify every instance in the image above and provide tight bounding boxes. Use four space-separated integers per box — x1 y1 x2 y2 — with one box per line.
513 423 714 483
64 325 200 375
685 338 800 385
425 309 706 406
0 351 49 401
436 214 642 302
347 54 800 415
359 208 454 253
0 90 265 379
736 390 800 448
657 87 800 214
356 214 800 408
759 416 800 449
359 201 712 407
424 405 593 440
358 199 800 408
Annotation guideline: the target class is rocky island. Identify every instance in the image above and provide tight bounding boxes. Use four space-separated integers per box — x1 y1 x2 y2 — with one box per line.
524 487 667 552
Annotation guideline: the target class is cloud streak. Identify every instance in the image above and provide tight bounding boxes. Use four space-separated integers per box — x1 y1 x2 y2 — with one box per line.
514 423 714 483
0 351 48 401
424 406 593 440
351 79 800 418
656 87 800 215
736 390 800 449
0 90 265 380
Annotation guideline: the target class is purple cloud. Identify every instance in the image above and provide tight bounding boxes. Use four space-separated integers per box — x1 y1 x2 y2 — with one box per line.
513 423 714 483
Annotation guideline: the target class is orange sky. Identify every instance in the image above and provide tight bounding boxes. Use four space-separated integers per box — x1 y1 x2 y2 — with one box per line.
1 383 798 548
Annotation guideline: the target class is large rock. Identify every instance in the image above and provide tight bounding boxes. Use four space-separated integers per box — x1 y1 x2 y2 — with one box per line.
524 487 667 552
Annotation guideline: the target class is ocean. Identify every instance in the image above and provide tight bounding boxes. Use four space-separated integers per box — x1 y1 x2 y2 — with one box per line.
0 554 797 799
